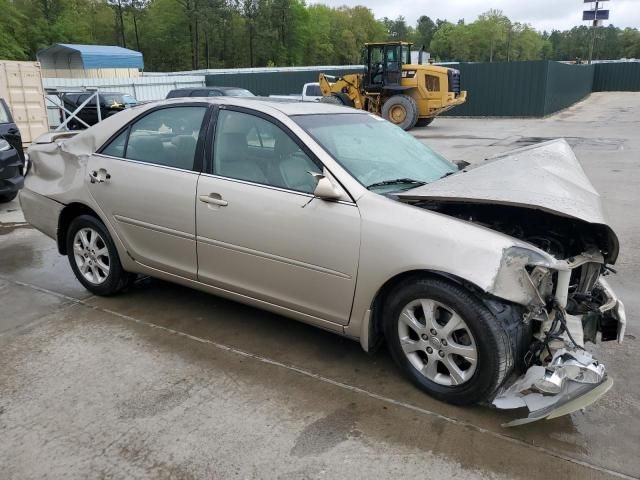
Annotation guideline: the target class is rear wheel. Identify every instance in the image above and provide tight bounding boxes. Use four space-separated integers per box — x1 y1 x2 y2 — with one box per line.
381 95 418 130
415 117 435 127
66 215 134 296
383 277 513 405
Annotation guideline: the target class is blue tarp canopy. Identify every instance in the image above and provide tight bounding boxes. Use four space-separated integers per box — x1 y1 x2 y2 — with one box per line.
37 44 144 70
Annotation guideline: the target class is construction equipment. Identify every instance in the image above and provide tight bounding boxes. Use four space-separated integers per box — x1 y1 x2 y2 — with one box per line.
319 42 467 130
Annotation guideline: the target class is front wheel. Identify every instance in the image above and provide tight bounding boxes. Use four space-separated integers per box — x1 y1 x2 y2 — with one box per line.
415 117 435 127
381 95 418 130
66 215 134 296
383 277 513 405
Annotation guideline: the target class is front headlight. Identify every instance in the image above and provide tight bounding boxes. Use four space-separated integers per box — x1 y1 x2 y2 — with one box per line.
492 245 560 307
0 139 11 152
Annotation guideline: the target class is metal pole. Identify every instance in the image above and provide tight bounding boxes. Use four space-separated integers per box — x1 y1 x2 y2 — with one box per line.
588 1 599 64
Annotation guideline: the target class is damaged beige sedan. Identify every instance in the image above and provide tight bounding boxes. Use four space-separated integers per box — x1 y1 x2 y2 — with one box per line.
20 98 625 426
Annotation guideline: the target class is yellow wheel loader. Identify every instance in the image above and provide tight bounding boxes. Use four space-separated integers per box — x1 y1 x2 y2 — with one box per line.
319 42 467 130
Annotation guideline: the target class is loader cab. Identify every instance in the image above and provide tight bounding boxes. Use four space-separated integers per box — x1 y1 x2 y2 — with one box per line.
364 42 412 92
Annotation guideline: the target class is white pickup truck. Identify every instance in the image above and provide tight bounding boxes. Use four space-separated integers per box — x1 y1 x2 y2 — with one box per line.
269 82 323 102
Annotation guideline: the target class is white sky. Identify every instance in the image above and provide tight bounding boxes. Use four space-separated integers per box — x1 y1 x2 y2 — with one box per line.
308 0 640 32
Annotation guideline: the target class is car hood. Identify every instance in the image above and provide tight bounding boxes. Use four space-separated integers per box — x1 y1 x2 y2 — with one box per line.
398 139 619 261
399 139 611 226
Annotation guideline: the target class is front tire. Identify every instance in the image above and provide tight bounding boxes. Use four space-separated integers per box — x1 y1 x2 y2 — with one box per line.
381 95 418 130
383 277 513 405
415 117 435 127
66 215 133 296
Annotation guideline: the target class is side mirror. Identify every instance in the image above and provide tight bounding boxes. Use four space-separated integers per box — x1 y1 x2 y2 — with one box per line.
310 172 342 201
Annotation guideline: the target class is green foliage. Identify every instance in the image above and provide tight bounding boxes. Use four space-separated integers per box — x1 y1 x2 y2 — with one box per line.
2 1 639 70
0 0 28 59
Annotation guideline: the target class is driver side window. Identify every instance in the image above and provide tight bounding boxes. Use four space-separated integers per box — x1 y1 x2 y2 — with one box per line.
213 110 321 194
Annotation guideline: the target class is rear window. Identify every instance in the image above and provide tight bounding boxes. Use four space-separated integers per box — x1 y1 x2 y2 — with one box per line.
101 94 137 106
189 89 220 97
225 89 254 97
305 85 321 97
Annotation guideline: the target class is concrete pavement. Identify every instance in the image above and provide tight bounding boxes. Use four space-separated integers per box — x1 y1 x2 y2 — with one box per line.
1 92 638 479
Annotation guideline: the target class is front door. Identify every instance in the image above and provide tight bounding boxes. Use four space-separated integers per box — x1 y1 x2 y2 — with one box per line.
196 107 361 325
88 105 209 279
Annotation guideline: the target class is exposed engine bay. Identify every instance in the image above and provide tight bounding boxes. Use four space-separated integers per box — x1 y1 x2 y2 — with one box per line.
411 200 626 426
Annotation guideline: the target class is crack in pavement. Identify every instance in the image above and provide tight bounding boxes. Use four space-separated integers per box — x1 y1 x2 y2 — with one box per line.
1 275 636 480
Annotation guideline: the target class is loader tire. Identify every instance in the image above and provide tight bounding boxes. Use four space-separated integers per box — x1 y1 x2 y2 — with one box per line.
415 117 435 127
320 94 354 108
382 95 418 130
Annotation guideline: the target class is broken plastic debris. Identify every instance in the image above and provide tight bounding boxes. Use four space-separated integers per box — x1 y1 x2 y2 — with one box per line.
493 348 608 426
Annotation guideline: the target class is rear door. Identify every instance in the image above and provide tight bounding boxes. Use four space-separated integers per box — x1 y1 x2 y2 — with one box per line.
88 104 210 279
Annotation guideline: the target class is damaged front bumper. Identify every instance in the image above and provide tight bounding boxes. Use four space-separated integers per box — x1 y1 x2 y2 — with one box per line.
492 259 626 427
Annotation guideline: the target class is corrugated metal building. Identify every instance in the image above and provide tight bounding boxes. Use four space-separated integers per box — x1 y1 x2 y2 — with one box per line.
37 44 144 78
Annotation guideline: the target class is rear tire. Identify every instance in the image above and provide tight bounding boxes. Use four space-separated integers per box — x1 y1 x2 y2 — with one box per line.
0 192 18 203
383 276 513 405
415 117 435 127
381 95 418 130
66 214 134 296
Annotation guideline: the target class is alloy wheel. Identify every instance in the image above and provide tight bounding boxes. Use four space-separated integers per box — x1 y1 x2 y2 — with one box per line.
73 227 110 285
397 298 478 386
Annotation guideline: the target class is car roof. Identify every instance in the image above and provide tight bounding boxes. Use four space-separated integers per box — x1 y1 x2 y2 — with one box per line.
171 86 249 92
156 96 369 116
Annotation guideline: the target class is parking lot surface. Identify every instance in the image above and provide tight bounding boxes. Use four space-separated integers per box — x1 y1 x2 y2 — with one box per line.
1 92 639 479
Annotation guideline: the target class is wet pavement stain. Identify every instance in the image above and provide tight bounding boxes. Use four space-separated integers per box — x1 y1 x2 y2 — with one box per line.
0 222 31 236
290 403 360 457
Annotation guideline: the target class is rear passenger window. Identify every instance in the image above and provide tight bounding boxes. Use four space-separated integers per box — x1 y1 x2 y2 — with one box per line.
101 130 127 157
101 107 206 170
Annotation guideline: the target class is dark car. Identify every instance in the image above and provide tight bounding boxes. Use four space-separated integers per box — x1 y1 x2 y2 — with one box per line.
60 92 138 129
0 98 24 203
165 86 255 99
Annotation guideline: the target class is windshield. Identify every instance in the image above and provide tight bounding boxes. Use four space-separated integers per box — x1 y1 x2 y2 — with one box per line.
293 114 456 192
227 89 254 97
102 94 137 106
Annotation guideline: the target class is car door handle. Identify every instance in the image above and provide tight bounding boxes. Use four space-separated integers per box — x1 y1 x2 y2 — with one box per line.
199 194 228 207
89 169 111 183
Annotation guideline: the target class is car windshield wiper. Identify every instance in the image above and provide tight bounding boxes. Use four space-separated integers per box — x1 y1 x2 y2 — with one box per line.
366 178 427 190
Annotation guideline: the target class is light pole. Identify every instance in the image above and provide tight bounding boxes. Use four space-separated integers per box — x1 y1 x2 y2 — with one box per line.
583 0 610 64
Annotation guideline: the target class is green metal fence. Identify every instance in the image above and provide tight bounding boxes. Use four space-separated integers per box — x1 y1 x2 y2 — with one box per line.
594 62 640 91
446 61 549 116
204 61 639 116
543 62 594 115
205 67 363 96
446 61 595 117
